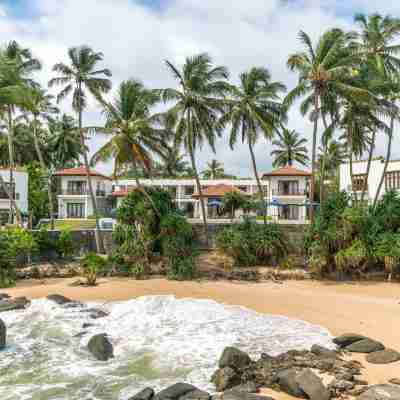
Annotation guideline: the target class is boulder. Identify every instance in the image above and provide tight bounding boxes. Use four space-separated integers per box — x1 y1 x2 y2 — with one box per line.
0 318 5 349
296 369 330 400
179 389 210 400
346 339 385 353
0 296 30 313
219 347 252 370
366 349 400 364
221 392 274 400
226 382 258 394
333 333 367 348
87 333 114 361
211 367 241 392
153 383 199 400
0 293 10 300
276 368 305 398
311 344 338 359
357 384 400 399
128 387 154 400
47 294 80 307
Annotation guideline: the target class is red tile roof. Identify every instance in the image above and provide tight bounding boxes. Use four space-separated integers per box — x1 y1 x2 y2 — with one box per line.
192 184 249 198
54 167 112 180
262 166 311 178
112 189 131 197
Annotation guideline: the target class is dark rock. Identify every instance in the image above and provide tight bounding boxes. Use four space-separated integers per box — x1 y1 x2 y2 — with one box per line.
311 344 338 359
154 383 198 400
0 296 30 313
296 369 330 400
330 379 355 392
179 389 210 400
87 333 114 361
211 367 241 392
357 384 400 399
0 293 10 300
366 349 400 364
276 368 305 397
81 308 109 319
0 318 5 349
47 294 81 307
219 347 252 370
346 339 385 353
82 323 95 329
333 333 367 348
128 387 154 400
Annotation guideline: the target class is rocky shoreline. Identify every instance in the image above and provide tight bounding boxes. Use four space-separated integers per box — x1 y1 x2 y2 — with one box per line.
0 293 399 399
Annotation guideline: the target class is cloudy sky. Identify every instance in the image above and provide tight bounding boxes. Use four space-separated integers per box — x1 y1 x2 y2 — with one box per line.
1 0 400 177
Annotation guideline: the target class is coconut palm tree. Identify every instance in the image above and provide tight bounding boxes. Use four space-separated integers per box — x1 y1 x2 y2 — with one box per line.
202 159 225 179
91 79 169 215
22 87 58 229
220 67 286 224
155 144 189 177
160 53 230 244
49 45 112 253
271 128 309 168
286 28 369 220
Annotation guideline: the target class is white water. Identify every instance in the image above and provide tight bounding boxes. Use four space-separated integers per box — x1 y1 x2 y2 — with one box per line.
0 296 334 400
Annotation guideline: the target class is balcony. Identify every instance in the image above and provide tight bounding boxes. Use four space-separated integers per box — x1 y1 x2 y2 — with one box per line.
59 189 107 197
272 189 306 196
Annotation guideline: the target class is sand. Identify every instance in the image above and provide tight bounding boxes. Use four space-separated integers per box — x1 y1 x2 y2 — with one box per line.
3 278 400 399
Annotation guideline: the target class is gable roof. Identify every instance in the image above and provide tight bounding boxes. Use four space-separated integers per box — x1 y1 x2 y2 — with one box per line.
54 167 112 180
262 166 311 178
192 184 249 198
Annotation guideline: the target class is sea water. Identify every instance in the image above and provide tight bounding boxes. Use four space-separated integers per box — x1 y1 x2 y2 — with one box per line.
0 296 334 400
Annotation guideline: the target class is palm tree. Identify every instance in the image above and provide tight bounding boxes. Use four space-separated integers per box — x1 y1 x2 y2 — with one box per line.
202 159 225 179
160 53 230 244
91 79 168 215
156 144 189 177
22 87 58 229
49 46 112 253
286 28 369 220
221 67 286 224
271 128 309 168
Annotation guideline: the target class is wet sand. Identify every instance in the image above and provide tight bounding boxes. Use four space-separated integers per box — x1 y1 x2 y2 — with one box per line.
3 278 400 399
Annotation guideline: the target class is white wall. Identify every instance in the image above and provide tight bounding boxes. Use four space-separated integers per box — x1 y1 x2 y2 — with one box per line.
0 169 29 213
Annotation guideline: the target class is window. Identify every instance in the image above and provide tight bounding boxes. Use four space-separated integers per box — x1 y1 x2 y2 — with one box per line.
184 186 195 196
352 174 367 191
277 181 299 195
0 183 15 199
385 171 400 190
238 186 248 192
67 203 85 218
67 181 86 194
278 205 300 220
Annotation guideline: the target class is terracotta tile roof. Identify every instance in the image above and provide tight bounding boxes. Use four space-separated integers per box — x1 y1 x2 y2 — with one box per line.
262 166 311 178
54 167 112 180
192 184 249 198
112 189 131 197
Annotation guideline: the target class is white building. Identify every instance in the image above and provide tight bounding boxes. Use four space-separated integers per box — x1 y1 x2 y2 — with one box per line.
55 167 113 219
0 168 29 224
263 166 311 222
339 158 400 202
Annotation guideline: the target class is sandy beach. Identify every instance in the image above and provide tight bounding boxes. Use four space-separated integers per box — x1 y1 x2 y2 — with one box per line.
3 278 400 399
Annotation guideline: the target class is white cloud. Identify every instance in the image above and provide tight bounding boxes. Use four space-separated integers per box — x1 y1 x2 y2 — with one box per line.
0 0 398 176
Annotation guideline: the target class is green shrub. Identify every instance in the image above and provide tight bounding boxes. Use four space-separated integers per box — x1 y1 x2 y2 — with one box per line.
57 229 75 259
161 213 196 280
34 226 58 255
80 252 107 286
216 220 288 267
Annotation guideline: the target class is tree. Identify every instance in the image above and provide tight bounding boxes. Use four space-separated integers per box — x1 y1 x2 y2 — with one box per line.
221 191 248 220
221 67 286 224
271 128 309 168
155 144 189 178
49 46 112 253
202 159 226 179
22 87 58 229
160 53 230 244
91 79 168 215
286 28 368 219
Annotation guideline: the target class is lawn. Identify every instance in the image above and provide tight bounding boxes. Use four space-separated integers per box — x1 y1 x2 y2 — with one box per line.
45 219 97 230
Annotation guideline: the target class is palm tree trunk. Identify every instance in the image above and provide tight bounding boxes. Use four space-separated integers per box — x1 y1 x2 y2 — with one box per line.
349 131 355 204
319 114 329 204
77 85 103 254
32 115 55 230
373 116 394 208
248 140 267 225
361 130 375 204
0 174 21 224
309 93 319 223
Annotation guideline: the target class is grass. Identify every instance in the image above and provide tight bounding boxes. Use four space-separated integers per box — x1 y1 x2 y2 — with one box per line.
45 219 97 230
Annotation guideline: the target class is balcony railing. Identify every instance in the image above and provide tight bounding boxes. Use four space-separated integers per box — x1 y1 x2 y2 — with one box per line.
60 189 107 197
272 189 306 196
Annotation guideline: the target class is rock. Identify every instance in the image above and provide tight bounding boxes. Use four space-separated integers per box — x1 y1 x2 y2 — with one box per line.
276 368 305 397
221 393 274 400
87 333 114 361
47 294 80 306
219 347 252 370
311 344 338 359
81 308 109 319
0 318 5 349
0 293 10 300
154 383 199 400
0 296 30 313
357 384 400 399
82 323 95 329
296 369 330 400
211 367 240 392
330 379 355 392
333 334 367 348
180 389 210 400
128 387 155 400
346 339 385 353
226 382 258 394
366 349 400 364
389 378 400 386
